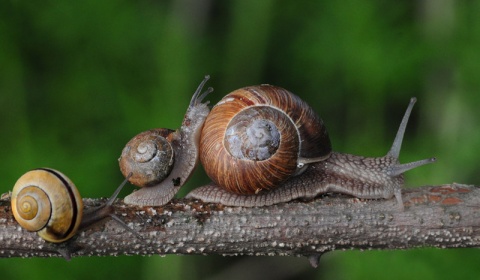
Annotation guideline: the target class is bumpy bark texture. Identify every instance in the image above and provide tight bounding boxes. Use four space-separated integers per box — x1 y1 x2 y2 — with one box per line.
1 184 479 263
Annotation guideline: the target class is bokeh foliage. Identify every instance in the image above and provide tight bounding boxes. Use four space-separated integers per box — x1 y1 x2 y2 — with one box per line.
1 0 479 279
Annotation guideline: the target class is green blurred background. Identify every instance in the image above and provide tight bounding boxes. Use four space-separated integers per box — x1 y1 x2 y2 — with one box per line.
1 0 479 279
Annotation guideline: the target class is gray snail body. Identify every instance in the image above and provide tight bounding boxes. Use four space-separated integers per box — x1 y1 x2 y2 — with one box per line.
11 168 136 243
120 76 435 209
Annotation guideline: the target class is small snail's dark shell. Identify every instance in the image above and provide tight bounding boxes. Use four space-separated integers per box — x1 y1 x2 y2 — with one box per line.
119 128 176 187
200 85 331 195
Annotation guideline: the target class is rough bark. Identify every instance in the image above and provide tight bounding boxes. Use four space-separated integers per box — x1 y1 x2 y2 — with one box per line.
1 183 479 265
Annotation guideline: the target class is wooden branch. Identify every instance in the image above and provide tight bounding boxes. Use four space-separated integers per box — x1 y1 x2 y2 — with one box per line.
1 183 480 266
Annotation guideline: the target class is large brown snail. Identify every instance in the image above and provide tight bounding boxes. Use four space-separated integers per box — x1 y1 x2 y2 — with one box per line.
119 76 435 209
11 168 137 243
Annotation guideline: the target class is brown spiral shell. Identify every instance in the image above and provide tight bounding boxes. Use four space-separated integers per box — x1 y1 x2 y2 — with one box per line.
11 168 83 243
119 128 176 187
200 85 331 195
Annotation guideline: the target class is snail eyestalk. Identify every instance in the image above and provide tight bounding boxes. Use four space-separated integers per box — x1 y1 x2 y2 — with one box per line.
106 172 132 206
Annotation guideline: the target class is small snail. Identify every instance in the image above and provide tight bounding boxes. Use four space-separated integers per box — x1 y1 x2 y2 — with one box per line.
120 76 213 206
11 168 137 243
120 76 435 209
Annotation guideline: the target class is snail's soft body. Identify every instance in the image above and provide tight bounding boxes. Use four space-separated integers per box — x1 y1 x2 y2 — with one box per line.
120 76 435 209
189 152 407 207
11 168 136 243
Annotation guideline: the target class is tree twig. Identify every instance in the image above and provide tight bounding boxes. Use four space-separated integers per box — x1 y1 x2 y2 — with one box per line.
1 183 479 265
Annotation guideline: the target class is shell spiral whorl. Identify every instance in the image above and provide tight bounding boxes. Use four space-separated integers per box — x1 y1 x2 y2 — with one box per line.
119 128 176 187
200 85 331 195
225 107 284 161
11 168 83 243
14 186 51 229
